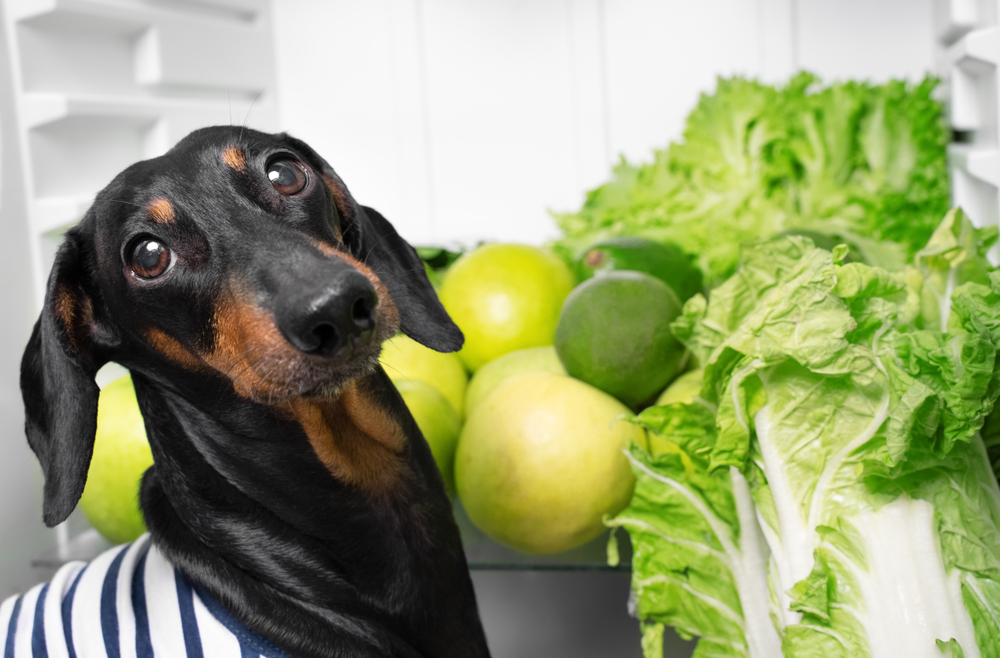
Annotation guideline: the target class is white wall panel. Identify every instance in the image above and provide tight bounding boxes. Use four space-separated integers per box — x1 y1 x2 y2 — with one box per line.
272 0 938 249
419 1 579 245
797 0 935 82
385 0 435 242
602 0 762 166
760 0 796 83
566 0 609 196
272 2 411 235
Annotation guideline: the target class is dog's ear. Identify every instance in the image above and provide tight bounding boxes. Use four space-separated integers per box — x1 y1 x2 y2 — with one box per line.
21 229 106 527
355 205 464 352
285 135 464 352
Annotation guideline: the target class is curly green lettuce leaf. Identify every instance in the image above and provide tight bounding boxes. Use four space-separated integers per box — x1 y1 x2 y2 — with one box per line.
912 207 998 332
552 74 949 286
855 78 951 249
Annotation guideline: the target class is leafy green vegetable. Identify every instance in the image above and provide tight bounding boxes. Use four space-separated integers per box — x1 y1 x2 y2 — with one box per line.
913 207 998 332
613 214 1000 657
609 404 780 658
553 74 948 286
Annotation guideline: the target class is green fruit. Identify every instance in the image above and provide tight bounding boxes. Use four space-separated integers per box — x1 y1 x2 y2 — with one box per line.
576 236 703 302
79 375 153 544
650 369 704 460
555 271 686 408
455 372 645 554
381 334 468 418
655 369 704 406
394 378 461 494
464 346 566 417
439 244 575 372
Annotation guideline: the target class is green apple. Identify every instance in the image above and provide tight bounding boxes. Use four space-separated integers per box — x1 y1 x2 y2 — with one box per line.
455 372 646 554
439 244 575 372
648 369 703 467
393 378 462 494
381 334 468 419
464 345 566 418
79 375 153 544
655 368 703 406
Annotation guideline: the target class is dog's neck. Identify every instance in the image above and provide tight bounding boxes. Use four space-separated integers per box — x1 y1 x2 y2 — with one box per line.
130 365 489 658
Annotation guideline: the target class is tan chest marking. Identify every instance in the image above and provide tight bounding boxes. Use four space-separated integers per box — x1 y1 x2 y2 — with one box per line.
283 382 406 492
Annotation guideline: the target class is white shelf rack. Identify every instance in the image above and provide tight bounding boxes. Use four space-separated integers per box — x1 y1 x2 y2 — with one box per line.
939 0 1000 243
0 0 279 570
1 0 279 302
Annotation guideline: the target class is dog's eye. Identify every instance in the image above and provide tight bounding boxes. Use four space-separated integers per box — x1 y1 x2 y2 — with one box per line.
267 160 307 196
130 239 173 279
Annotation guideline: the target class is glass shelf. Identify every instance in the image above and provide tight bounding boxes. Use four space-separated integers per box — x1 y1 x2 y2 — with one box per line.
455 501 632 572
32 502 631 574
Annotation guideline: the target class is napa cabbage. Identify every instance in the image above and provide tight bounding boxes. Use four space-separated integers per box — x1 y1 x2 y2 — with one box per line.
612 210 1000 658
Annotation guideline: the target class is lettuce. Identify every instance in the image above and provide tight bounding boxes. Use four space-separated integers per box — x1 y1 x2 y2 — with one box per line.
552 74 949 287
614 212 1000 657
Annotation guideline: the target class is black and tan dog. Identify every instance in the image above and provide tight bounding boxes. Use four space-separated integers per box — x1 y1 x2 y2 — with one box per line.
19 126 492 657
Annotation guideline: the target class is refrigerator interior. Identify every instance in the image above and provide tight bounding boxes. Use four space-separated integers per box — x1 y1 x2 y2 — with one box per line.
0 1 983 656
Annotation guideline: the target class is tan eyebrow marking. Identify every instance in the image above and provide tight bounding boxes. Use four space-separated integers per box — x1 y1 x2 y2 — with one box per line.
222 146 247 172
146 198 175 225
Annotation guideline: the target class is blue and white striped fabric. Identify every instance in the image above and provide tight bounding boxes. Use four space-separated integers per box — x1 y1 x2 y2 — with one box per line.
0 535 287 658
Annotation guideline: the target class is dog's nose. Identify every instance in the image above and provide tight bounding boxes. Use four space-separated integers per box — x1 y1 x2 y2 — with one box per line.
282 271 378 357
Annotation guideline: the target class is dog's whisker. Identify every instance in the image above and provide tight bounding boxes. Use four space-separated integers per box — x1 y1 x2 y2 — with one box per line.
240 89 265 142
102 198 145 209
379 362 409 381
368 267 436 289
360 230 396 266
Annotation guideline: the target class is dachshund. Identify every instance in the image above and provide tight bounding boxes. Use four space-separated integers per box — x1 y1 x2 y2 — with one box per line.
10 126 492 658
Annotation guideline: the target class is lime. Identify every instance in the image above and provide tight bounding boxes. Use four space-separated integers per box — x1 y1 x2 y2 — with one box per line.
464 346 566 417
79 375 153 544
381 334 468 418
455 372 645 554
394 378 461 494
555 271 685 408
439 244 575 372
576 236 703 302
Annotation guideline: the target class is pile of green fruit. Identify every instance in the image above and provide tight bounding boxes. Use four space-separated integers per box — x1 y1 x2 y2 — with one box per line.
388 237 705 554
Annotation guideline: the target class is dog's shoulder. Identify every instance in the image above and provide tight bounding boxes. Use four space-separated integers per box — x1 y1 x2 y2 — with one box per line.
1 535 286 658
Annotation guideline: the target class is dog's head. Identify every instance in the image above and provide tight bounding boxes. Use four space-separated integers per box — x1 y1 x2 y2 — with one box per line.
20 126 462 526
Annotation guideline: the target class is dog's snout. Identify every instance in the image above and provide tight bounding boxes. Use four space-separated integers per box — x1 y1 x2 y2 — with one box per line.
282 271 378 358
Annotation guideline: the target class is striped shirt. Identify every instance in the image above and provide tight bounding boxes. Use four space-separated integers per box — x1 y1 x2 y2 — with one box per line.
0 534 287 658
